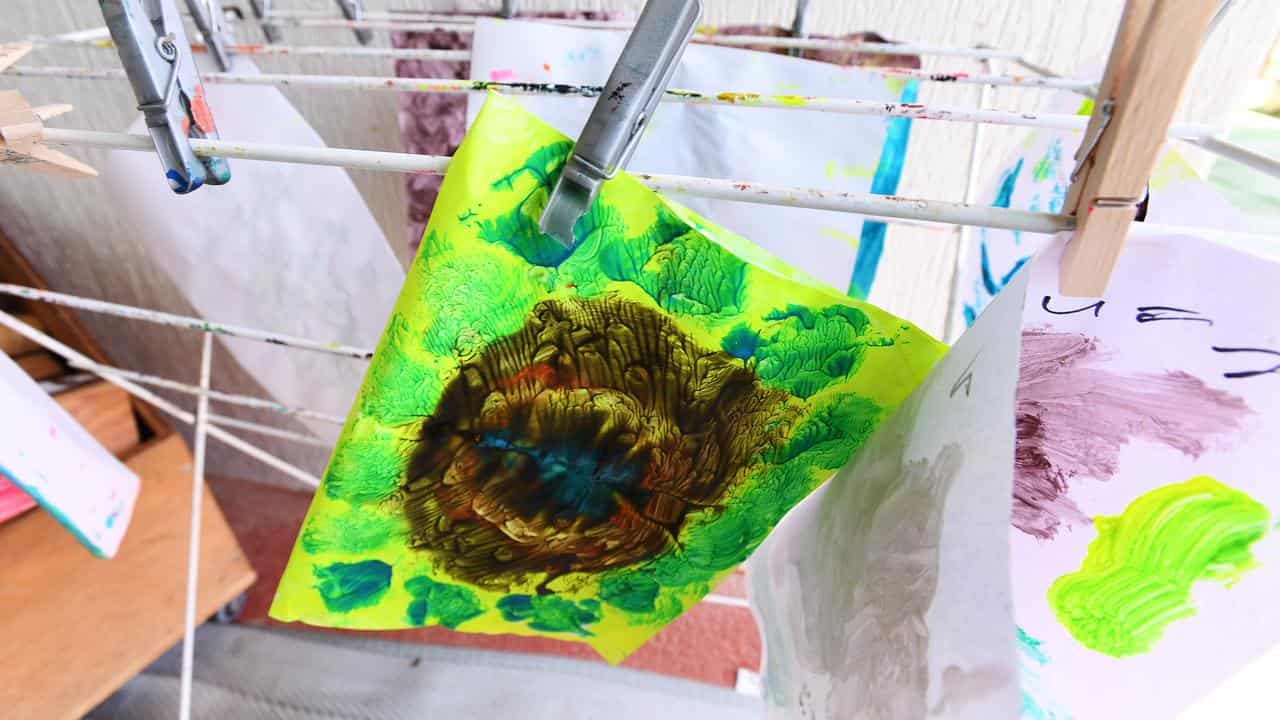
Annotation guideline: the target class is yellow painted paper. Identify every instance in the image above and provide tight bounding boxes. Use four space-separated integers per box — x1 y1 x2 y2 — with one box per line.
270 92 946 662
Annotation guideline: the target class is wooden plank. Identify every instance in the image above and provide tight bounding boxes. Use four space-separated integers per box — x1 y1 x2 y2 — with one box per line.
54 380 141 458
0 435 256 720
0 312 42 356
0 228 169 436
15 350 62 381
1060 0 1221 296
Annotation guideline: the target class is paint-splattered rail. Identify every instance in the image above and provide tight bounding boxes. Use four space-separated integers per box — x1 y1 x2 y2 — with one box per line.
0 309 321 488
0 283 375 359
10 64 1097 93
36 128 1077 232
251 16 1026 59
636 174 1074 234
31 36 470 61
41 31 1020 62
63 358 349 425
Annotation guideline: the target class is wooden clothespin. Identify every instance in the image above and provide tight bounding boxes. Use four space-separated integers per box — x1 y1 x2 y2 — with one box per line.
0 41 34 74
1059 0 1220 296
0 90 97 178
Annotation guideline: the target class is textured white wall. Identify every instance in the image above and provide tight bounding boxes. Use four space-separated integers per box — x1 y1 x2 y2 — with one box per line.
1 1 1276 483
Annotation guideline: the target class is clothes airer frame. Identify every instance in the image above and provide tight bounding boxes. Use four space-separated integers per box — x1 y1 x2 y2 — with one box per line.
1 0 1277 717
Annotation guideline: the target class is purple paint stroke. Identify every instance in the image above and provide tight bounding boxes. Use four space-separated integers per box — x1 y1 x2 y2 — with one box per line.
1013 329 1251 539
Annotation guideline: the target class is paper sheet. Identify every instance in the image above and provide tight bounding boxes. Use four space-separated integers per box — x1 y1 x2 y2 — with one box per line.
1013 230 1280 717
750 260 1026 719
466 18 915 297
104 58 403 451
949 95 1250 337
270 93 945 663
0 353 139 557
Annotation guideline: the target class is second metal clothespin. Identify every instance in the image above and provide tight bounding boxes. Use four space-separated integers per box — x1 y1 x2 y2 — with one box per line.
100 0 231 194
539 0 702 247
790 0 811 58
183 0 235 71
248 0 281 44
335 0 373 45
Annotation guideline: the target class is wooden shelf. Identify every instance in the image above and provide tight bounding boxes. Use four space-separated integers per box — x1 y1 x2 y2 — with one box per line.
0 435 256 719
0 226 256 718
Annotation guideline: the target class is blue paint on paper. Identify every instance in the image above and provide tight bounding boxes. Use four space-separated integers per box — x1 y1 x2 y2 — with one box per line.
847 80 918 300
962 158 1026 325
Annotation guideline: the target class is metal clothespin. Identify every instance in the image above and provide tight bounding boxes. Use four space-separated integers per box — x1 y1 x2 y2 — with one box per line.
183 0 234 71
334 0 373 45
539 0 701 247
100 0 231 193
500 0 517 19
790 0 811 58
0 90 98 178
248 0 281 44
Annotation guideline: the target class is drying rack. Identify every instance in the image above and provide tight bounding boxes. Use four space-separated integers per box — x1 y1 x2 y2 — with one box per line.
2 1 1279 718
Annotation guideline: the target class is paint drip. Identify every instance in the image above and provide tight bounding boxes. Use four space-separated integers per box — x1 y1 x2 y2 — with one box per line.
1014 330 1250 539
1048 476 1269 657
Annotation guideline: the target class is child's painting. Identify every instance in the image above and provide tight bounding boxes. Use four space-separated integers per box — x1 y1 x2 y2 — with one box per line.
1014 231 1280 717
0 352 139 557
270 93 945 662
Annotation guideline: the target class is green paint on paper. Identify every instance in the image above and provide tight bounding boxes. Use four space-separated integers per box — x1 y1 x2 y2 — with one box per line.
314 560 392 613
1048 476 1270 657
818 226 861 250
269 92 944 664
599 573 661 613
302 508 405 555
823 161 876 181
405 575 484 629
323 432 405 504
498 595 602 636
771 393 883 469
1075 98 1094 116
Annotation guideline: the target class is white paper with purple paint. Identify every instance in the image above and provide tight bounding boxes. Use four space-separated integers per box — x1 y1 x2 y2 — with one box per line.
0 352 139 557
749 263 1026 719
1013 230 1280 718
466 18 914 297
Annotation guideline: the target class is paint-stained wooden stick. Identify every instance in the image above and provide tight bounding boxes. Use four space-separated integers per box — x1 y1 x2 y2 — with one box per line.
1060 0 1221 296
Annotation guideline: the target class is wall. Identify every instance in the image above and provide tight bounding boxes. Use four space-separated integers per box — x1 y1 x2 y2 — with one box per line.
2 1 1276 485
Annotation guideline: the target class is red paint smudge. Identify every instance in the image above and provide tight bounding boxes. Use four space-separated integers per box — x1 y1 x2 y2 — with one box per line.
501 363 557 390
542 63 552 72
190 85 217 134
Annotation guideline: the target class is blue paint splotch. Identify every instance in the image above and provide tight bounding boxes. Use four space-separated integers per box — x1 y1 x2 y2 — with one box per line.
962 158 1026 326
848 80 918 300
497 594 602 636
313 560 393 613
1017 626 1070 720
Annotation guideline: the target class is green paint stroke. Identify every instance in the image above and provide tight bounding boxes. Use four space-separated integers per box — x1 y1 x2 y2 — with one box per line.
497 595 602 637
405 575 485 629
302 508 405 555
1049 476 1270 657
314 560 393 613
323 434 405 504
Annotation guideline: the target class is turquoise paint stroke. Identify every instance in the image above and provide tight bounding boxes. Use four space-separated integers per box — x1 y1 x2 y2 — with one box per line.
0 464 111 559
847 80 918 300
962 158 1025 326
1017 625 1070 720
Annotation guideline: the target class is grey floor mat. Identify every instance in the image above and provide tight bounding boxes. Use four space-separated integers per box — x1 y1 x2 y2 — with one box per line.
89 624 760 720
